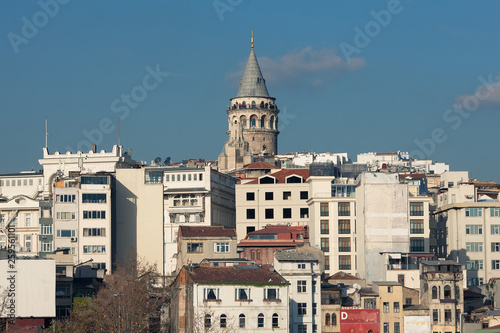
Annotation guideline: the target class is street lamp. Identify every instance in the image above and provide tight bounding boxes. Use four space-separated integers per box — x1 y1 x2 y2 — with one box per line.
113 293 124 333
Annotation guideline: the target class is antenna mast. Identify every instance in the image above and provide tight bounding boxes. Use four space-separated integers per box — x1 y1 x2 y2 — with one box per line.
45 118 49 148
118 118 121 146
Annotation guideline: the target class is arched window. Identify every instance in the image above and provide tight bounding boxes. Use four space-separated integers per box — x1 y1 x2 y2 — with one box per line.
240 116 247 127
205 314 211 329
258 313 264 328
239 314 245 328
444 285 451 299
252 137 255 141
250 250 255 260
432 286 438 299
261 116 266 128
272 313 279 328
455 286 460 300
220 314 227 328
251 118 256 127
256 250 261 260
252 101 256 107
332 313 337 325
325 313 330 326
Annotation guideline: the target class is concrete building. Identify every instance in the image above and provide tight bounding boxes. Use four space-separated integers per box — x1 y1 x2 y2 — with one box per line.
274 249 322 333
433 171 500 286
420 260 464 333
373 281 404 333
236 168 310 241
176 226 237 271
218 37 280 173
0 171 43 199
170 264 289 332
320 284 342 333
115 166 237 276
237 225 307 265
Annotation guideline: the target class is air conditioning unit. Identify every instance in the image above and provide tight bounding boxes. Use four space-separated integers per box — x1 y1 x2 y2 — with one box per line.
71 237 77 242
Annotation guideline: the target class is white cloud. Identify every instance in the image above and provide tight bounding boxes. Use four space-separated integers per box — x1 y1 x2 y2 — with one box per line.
456 74 500 108
227 46 365 88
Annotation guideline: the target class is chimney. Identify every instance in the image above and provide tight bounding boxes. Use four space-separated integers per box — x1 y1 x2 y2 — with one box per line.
91 144 97 153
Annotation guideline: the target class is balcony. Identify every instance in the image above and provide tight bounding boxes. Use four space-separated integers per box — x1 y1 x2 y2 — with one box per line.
387 263 419 270
339 247 351 252
339 265 351 270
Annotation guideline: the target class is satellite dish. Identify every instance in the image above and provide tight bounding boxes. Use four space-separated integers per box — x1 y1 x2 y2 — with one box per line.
154 157 161 164
164 157 171 165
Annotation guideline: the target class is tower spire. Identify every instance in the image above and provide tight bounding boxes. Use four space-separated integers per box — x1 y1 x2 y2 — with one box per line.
251 30 254 49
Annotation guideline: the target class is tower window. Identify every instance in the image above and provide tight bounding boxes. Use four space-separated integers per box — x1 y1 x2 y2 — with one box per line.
252 137 255 141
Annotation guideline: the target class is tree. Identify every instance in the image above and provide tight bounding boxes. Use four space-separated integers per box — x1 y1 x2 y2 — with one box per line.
193 305 238 333
46 256 169 332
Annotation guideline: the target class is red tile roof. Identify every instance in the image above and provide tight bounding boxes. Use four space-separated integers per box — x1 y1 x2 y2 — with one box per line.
243 168 309 185
327 271 360 280
186 265 288 285
179 226 236 238
250 226 306 235
243 162 278 170
399 173 425 180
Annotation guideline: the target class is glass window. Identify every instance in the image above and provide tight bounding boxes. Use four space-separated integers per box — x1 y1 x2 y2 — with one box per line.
491 208 500 217
466 225 482 235
466 260 483 270
204 288 218 300
187 243 203 253
246 192 255 201
320 203 329 216
410 238 425 252
410 202 424 216
236 288 250 300
239 314 245 328
300 191 308 200
432 286 438 299
272 313 278 328
300 208 309 218
339 237 351 252
467 242 483 252
384 322 389 333
215 242 229 253
410 220 424 234
265 209 274 219
465 207 483 217
82 193 107 203
257 313 264 327
338 202 350 216
339 220 351 234
383 302 390 313
265 192 273 200
492 225 500 234
298 303 307 315
394 302 400 313
283 191 291 200
321 220 329 234
246 209 255 219
339 255 351 270
81 176 109 185
265 288 278 300
297 280 307 293
321 238 329 252
283 208 292 219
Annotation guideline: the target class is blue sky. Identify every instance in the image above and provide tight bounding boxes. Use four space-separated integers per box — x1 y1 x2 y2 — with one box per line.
1 1 500 181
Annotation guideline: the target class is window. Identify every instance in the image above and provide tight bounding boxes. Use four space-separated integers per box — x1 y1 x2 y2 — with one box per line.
410 202 424 216
433 309 439 322
339 237 351 252
41 241 52 252
215 242 229 253
338 220 350 234
321 220 329 234
466 224 483 234
297 280 307 293
41 224 52 235
493 260 500 270
326 313 331 325
432 286 438 299
269 313 278 328
187 243 203 253
388 286 393 293
283 208 292 219
410 238 425 252
492 225 500 234
384 322 389 333
320 202 329 216
491 208 500 217
467 277 484 287
256 250 260 260
364 298 376 309
383 302 390 313
283 191 291 200
56 194 77 203
265 288 279 300
81 176 109 185
25 214 31 227
298 303 307 315
220 314 227 328
92 262 106 270
205 314 211 329
265 192 273 200
445 309 451 322
236 288 250 300
83 245 106 253
83 228 106 237
321 238 329 252
313 303 317 315
394 302 400 313
83 211 106 219
332 313 337 325
338 202 350 216
466 207 482 217
246 209 255 219
300 208 309 218
298 263 306 269
56 229 75 238
298 324 307 333
467 242 483 252
239 314 245 328
410 220 424 234
58 212 76 220
339 255 351 270
250 250 255 260
258 313 264 327
265 209 274 219
406 298 412 305
204 288 218 300
325 255 330 270
467 260 483 270
300 191 308 200
82 193 106 203
394 322 400 333
144 171 162 184
493 242 500 252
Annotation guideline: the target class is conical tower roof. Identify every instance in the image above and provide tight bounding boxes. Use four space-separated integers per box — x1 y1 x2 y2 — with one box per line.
236 48 270 98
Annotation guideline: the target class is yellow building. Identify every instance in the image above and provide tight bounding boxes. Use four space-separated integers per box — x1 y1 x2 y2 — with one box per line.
373 281 404 333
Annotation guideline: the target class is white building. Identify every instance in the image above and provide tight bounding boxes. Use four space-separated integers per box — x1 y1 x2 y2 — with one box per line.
274 250 322 333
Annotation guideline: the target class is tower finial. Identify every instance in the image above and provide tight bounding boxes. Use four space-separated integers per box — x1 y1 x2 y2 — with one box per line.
251 30 254 49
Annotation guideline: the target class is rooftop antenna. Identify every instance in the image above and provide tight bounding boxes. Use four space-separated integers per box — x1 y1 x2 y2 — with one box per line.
251 30 254 49
118 117 121 146
45 117 50 148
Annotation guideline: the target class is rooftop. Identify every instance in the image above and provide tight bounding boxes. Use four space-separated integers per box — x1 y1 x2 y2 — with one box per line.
186 265 288 285
373 281 402 286
243 168 309 185
327 271 361 281
179 226 236 238
243 162 278 170
274 250 320 262
235 47 271 98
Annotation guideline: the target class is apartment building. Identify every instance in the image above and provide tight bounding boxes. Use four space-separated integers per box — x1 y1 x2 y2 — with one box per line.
419 261 464 333
115 166 237 276
0 171 44 199
170 265 289 332
433 171 500 286
236 168 310 241
320 284 342 333
176 226 237 271
373 281 404 333
274 249 322 333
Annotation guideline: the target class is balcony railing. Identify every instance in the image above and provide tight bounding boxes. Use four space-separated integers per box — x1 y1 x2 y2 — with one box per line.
339 247 351 252
339 265 351 270
410 229 424 234
387 264 419 270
